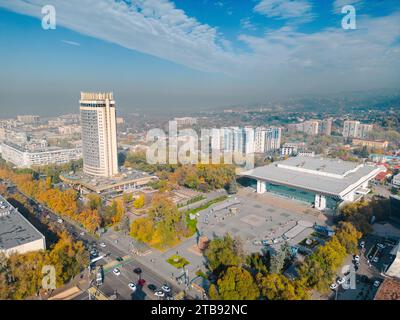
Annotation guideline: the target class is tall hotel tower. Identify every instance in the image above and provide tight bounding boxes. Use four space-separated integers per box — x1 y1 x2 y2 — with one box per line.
79 92 119 177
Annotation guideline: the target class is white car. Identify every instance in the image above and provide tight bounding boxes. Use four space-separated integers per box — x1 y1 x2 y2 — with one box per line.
80 232 85 236
154 290 165 298
377 243 385 249
128 283 137 292
99 242 107 248
113 268 121 276
330 283 338 290
354 255 360 262
374 280 381 288
162 285 171 293
373 257 379 263
360 241 365 248
337 278 346 285
57 218 63 224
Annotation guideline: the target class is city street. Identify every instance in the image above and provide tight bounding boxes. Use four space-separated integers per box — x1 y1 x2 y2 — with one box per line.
1 180 181 300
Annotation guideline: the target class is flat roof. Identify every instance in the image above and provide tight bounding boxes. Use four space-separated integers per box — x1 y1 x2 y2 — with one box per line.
241 157 383 197
61 168 157 192
0 196 44 251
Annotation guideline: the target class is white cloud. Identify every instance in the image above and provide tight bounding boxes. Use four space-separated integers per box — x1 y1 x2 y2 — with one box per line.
61 40 80 46
254 0 314 21
0 0 399 95
0 0 239 73
237 12 400 91
240 17 257 31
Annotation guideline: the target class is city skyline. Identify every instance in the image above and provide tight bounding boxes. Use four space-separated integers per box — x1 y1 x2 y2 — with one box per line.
0 0 399 117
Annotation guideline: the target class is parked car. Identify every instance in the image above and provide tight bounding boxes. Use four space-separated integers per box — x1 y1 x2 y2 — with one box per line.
359 241 365 248
116 257 124 262
374 280 381 288
377 243 385 249
373 257 379 263
354 255 360 262
113 268 121 276
99 242 107 248
337 277 346 285
134 268 142 275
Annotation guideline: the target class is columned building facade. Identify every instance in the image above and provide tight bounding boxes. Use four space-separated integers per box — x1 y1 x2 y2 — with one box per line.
80 92 119 177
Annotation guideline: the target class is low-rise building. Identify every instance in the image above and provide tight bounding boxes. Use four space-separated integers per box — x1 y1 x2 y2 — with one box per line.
0 196 46 256
374 278 400 300
1 142 82 168
352 138 389 149
240 157 384 211
60 168 157 195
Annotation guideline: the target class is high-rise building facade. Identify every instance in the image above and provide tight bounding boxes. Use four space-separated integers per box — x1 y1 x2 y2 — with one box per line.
255 127 282 153
343 120 373 139
80 92 119 177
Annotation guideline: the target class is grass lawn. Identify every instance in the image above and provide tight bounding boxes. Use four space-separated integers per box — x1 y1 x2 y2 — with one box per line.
167 255 190 269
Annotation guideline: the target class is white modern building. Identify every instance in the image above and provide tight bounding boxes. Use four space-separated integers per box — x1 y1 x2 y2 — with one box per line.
174 117 197 126
80 92 119 177
343 120 373 139
16 115 40 124
254 127 282 153
0 196 46 256
215 126 281 155
0 142 82 168
241 157 384 211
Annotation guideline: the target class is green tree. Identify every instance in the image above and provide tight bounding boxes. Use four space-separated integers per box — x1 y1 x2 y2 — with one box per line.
204 234 245 274
133 194 145 209
257 273 309 300
209 267 260 300
335 222 362 254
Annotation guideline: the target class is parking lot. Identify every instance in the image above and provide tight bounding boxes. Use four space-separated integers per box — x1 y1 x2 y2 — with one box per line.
331 234 398 300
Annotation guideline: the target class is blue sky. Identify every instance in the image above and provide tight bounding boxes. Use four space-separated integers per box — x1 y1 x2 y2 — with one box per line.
0 0 399 116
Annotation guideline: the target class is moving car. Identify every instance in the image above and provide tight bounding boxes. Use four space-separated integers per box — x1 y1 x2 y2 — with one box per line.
113 268 121 276
162 285 171 293
57 218 63 224
138 279 146 287
134 268 142 275
154 291 165 298
99 242 107 248
116 257 124 262
148 284 157 292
